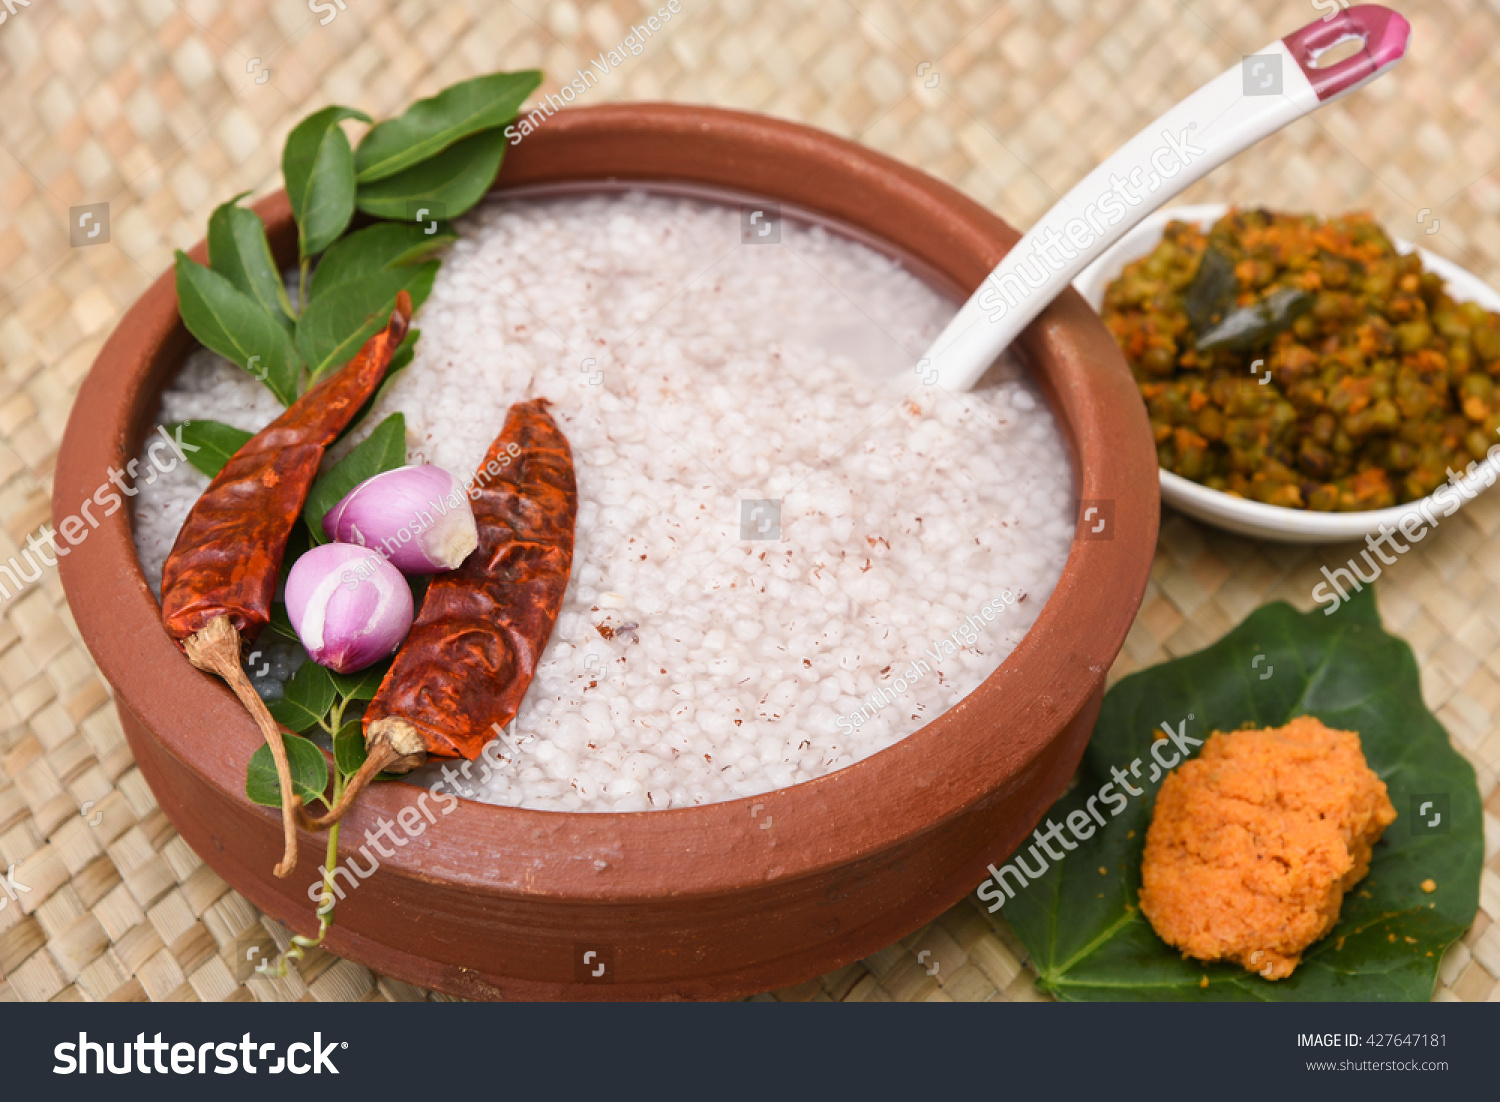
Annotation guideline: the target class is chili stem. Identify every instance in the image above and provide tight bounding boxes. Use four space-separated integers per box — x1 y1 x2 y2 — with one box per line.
184 615 301 877
298 256 310 315
300 741 400 830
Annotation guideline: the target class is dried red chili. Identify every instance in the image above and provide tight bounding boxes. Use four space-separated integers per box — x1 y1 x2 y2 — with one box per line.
160 292 413 875
304 398 577 826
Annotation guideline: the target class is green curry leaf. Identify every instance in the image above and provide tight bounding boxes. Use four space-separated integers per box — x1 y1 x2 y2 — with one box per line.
329 656 392 702
207 194 296 327
333 719 370 777
353 70 539 183
295 262 437 383
173 252 302 405
245 732 330 808
283 106 370 259
1182 244 1237 333
999 588 1483 1002
387 326 420 374
266 659 338 733
266 601 299 643
309 222 456 300
1195 286 1315 354
342 328 419 439
303 412 407 543
355 127 509 221
160 419 252 479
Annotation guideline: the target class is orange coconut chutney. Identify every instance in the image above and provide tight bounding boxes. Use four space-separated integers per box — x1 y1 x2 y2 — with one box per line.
1138 715 1396 980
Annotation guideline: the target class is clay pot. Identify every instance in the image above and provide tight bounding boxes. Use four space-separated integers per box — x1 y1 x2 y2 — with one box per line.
54 104 1158 1000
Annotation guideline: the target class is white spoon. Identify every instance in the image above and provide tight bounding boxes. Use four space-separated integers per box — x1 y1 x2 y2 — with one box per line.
919 3 1411 392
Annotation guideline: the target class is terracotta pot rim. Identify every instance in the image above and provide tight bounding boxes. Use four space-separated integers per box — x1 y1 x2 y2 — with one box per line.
55 103 1159 904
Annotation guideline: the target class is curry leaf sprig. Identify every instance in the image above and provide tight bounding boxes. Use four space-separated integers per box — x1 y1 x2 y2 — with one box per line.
168 68 541 973
243 657 388 976
237 408 412 974
162 398 414 972
173 69 540 412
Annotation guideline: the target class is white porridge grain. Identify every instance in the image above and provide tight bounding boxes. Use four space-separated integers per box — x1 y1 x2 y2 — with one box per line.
132 192 1074 812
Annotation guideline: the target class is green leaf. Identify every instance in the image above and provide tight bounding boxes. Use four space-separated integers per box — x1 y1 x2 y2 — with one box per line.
303 412 407 543
266 691 315 733
160 419 252 479
333 719 370 777
279 521 313 597
266 659 339 732
288 657 338 715
174 252 302 405
387 326 419 374
406 571 430 614
1195 287 1315 354
355 127 508 221
245 732 329 808
309 222 455 301
207 194 295 326
1182 244 1237 333
329 655 393 702
266 601 299 643
295 262 437 383
1000 588 1484 1002
283 106 370 258
343 328 419 439
353 70 540 183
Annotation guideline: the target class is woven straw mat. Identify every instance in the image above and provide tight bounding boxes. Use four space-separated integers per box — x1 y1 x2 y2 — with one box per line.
0 0 1497 1003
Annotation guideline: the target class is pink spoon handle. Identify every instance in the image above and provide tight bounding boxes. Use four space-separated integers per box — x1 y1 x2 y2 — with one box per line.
1284 4 1411 102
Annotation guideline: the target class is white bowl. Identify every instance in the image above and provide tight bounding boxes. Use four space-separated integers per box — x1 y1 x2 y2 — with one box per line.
1073 204 1500 544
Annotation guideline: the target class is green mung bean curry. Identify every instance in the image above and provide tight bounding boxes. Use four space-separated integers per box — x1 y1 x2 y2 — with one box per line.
1101 209 1500 510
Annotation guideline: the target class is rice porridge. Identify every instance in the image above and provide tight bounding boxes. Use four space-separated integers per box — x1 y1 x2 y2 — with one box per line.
132 191 1075 812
